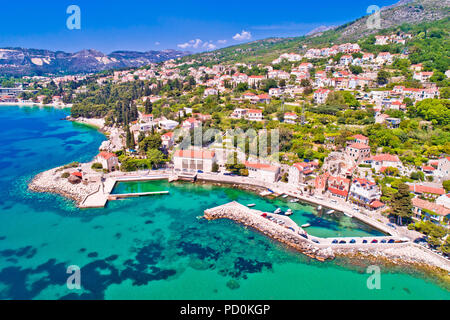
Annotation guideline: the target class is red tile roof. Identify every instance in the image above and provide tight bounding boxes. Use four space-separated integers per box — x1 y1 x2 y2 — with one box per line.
412 198 450 217
366 154 400 162
174 149 215 160
348 143 370 150
329 187 348 197
98 152 117 160
370 200 384 209
409 185 445 195
245 162 279 172
352 134 368 141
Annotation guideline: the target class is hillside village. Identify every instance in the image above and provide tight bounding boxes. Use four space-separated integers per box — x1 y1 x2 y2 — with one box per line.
1 18 450 254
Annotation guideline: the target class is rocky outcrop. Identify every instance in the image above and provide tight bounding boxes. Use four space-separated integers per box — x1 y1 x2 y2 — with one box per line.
29 167 99 205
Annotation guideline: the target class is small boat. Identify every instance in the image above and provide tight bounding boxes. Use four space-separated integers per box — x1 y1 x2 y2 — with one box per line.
282 194 288 198
317 205 322 210
285 209 293 216
343 212 353 218
301 223 311 228
289 199 299 203
326 210 335 214
274 208 282 214
247 204 256 208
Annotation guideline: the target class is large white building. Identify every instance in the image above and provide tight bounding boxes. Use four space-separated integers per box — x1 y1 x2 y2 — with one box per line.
173 149 216 172
349 178 381 205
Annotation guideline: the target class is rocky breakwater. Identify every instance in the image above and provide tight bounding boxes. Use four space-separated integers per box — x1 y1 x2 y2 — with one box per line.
204 202 335 261
29 166 100 206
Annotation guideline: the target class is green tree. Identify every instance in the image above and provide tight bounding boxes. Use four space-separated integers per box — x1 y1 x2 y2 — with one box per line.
390 183 413 225
147 149 165 169
443 180 450 193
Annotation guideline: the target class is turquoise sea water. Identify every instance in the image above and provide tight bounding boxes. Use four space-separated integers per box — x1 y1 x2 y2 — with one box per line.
0 106 449 300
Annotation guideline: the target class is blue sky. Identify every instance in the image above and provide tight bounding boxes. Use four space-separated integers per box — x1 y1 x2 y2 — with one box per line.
0 0 395 53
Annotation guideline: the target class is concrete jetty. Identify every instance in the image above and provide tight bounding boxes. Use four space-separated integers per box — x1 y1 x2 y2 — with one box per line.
204 202 410 261
204 202 450 271
204 202 335 261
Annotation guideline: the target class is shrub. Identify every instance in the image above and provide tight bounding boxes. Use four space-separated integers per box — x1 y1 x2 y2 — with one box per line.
61 172 70 179
91 163 103 170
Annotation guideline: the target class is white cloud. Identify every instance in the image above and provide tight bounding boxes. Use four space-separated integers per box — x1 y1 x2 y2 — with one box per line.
205 43 217 50
217 39 227 44
177 38 204 50
177 39 217 51
232 30 252 41
155 41 160 46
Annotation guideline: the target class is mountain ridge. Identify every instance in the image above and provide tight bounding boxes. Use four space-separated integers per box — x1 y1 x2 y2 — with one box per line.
0 47 190 76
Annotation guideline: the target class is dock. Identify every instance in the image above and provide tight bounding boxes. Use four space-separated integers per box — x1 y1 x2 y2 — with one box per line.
108 191 169 200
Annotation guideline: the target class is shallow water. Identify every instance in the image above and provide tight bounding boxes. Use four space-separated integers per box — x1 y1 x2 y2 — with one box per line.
0 106 449 300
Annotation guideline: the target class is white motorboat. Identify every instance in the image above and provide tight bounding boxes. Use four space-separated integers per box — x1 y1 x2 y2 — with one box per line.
247 204 256 208
344 212 353 218
285 209 293 216
326 210 335 214
274 208 282 214
301 223 311 228
289 199 299 203
317 205 322 210
282 194 289 198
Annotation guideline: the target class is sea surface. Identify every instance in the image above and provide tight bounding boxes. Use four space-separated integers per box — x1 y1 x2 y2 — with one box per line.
0 105 449 300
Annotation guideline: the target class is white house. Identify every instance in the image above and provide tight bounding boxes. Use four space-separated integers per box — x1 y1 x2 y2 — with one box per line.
363 153 402 172
345 143 371 163
314 89 330 104
95 152 119 171
161 132 174 150
245 162 280 183
159 119 179 130
245 109 264 121
284 112 298 124
349 178 382 206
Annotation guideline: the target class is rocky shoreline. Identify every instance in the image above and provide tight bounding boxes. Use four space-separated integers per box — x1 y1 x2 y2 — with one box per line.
28 167 99 206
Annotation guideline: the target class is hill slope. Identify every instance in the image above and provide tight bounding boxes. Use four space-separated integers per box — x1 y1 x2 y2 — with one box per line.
183 0 449 65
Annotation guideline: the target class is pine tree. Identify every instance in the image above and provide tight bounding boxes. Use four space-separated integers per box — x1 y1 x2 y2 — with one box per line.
390 183 413 225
